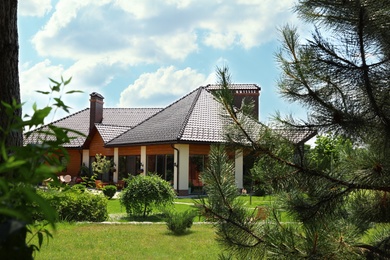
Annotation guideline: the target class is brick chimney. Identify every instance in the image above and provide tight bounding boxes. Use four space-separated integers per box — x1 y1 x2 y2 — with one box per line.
206 84 261 120
89 92 104 132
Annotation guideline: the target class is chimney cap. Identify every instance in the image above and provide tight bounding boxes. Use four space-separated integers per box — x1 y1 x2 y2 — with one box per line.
90 92 104 99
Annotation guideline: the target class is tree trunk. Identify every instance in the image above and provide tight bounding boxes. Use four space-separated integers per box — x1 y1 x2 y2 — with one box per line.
0 0 22 148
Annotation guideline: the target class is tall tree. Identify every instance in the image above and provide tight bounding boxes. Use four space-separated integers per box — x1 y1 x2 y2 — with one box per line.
202 0 390 258
0 0 22 148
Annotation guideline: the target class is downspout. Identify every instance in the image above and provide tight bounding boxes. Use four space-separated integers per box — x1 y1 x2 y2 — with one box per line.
171 144 179 195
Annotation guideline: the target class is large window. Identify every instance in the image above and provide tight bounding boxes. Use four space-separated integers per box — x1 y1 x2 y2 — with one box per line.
147 154 174 184
118 155 141 180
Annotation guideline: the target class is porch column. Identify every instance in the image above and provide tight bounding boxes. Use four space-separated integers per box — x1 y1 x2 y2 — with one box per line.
235 149 243 189
140 146 146 176
82 149 89 167
113 148 119 182
173 147 178 191
174 144 189 196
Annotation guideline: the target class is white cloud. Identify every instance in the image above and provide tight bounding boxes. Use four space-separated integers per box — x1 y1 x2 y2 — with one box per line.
119 66 214 107
200 0 297 49
19 0 52 17
31 0 297 64
19 58 118 122
20 59 65 99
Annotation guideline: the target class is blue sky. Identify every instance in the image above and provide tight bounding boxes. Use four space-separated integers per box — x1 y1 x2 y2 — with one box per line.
18 0 310 124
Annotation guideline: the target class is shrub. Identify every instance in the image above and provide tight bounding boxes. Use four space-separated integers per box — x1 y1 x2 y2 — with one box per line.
120 174 176 218
165 209 197 235
102 185 117 199
35 189 108 222
71 184 86 193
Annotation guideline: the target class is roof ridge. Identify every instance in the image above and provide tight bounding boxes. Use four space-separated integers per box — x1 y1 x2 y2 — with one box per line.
103 107 163 110
206 83 261 91
176 87 203 140
95 123 131 128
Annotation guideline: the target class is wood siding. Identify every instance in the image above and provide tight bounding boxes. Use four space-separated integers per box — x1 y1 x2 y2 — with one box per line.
89 133 114 156
119 146 140 156
189 144 210 155
146 144 174 155
64 149 82 177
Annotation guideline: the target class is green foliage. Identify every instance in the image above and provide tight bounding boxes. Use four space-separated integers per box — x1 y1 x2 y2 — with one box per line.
102 185 117 199
91 154 115 182
120 173 176 218
308 134 352 170
92 154 114 175
164 209 197 235
200 145 240 213
35 189 108 222
207 0 390 258
71 184 86 193
0 77 83 257
200 145 268 259
79 163 89 177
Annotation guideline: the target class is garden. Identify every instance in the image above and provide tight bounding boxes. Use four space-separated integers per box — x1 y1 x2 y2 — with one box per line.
29 183 276 259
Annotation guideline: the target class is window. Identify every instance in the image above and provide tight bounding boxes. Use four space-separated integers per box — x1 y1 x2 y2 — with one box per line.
118 155 141 180
147 154 174 184
189 155 208 188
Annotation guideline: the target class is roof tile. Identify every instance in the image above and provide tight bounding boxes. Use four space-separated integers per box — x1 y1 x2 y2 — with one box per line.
24 108 161 147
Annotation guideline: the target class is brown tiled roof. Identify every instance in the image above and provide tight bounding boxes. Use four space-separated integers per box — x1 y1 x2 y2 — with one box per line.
24 85 315 149
107 84 261 146
273 127 317 144
179 88 228 142
107 87 205 145
101 108 161 127
24 108 90 148
24 108 161 148
95 124 131 144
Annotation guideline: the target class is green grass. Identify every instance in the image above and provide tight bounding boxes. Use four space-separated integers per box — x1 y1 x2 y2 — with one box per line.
30 195 292 259
107 195 291 222
107 198 204 222
32 223 221 260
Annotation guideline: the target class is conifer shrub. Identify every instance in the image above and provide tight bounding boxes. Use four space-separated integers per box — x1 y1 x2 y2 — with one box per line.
102 185 117 199
164 209 197 235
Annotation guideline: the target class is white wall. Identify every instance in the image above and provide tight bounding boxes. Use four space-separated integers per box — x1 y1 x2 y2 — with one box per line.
235 149 243 189
174 144 189 194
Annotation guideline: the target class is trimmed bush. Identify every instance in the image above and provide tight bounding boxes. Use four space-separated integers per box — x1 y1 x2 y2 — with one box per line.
35 189 108 222
71 184 86 193
120 174 176 218
165 209 197 235
102 185 117 199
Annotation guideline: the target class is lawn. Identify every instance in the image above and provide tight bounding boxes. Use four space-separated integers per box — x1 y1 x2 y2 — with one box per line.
32 223 221 260
106 195 280 222
31 195 286 259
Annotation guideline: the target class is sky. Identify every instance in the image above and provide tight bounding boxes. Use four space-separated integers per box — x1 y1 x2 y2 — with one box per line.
18 0 310 124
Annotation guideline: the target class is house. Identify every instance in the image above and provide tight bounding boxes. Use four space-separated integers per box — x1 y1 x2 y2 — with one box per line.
25 84 315 195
